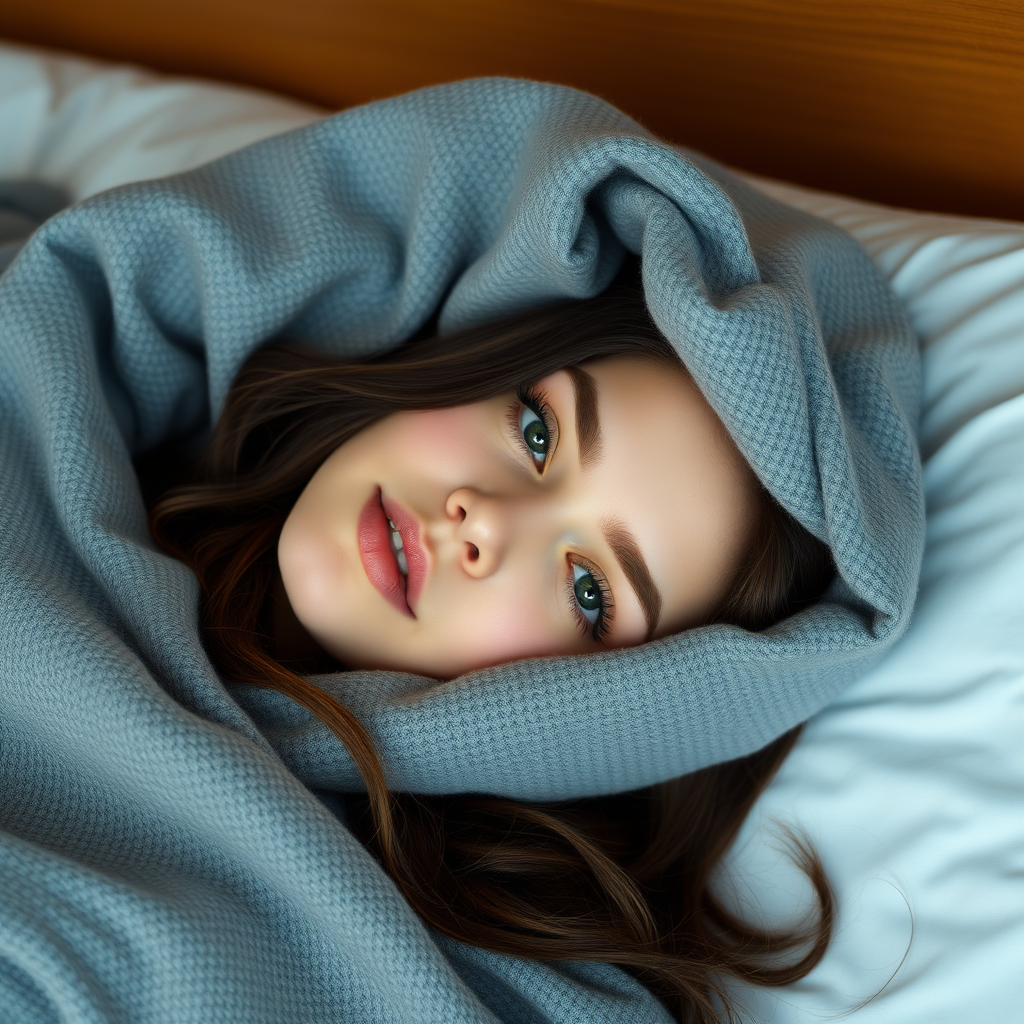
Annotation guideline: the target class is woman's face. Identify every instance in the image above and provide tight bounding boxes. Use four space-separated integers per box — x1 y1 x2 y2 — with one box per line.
276 355 759 678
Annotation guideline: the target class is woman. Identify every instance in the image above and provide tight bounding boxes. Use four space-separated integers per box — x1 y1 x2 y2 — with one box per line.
0 76 925 1024
148 281 837 1024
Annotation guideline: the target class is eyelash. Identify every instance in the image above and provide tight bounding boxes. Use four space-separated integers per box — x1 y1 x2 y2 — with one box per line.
507 383 613 644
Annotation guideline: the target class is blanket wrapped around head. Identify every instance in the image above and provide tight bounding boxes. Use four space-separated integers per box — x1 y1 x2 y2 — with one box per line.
0 79 922 1023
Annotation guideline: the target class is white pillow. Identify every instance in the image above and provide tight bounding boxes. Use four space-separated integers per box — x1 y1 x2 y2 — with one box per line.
724 177 1024 1023
2 38 1020 1023
0 39 322 199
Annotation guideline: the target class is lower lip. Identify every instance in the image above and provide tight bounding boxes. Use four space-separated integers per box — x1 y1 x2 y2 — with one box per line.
357 488 413 617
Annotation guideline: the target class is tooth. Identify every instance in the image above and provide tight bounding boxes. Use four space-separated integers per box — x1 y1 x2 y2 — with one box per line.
392 530 403 550
396 549 408 575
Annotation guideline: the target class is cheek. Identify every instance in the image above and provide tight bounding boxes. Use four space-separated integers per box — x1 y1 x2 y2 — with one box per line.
384 406 490 477
423 582 580 675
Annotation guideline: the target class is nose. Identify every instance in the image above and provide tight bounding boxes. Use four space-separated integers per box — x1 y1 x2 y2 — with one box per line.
445 487 509 578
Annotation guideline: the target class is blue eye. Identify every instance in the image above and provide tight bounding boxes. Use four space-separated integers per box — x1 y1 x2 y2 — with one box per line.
519 404 548 467
510 384 555 471
572 563 601 622
570 561 612 643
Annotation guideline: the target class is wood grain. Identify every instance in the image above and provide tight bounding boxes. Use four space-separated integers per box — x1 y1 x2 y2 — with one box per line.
2 0 1021 219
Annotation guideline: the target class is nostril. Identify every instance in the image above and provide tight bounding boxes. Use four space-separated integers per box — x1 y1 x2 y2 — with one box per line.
446 495 469 523
467 543 480 562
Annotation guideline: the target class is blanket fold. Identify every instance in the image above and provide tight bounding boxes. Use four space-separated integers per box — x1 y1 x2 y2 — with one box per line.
0 180 67 271
0 78 923 1023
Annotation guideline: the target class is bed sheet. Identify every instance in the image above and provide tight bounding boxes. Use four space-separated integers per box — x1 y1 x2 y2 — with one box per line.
1 39 1021 1023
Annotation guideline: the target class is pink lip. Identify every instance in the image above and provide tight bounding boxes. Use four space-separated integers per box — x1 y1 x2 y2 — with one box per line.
357 488 429 618
380 492 428 613
358 488 413 617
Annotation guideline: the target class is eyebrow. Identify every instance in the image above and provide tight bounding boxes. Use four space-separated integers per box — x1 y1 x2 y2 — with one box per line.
566 367 603 469
602 517 663 642
562 367 663 641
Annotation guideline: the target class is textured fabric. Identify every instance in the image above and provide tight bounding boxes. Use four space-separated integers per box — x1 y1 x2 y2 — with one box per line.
0 79 923 1022
0 180 67 271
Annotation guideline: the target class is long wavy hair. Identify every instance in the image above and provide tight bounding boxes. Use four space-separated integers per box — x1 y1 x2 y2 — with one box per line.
144 281 837 1023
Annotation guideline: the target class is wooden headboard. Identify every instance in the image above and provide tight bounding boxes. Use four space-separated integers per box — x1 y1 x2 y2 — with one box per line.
2 0 1021 221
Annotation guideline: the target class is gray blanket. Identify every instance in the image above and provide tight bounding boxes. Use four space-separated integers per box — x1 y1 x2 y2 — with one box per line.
0 79 923 1022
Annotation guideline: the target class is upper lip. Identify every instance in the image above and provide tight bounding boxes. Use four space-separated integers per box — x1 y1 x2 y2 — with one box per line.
381 492 429 614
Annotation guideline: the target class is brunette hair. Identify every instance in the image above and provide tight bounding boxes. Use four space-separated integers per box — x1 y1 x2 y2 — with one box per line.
147 282 836 1023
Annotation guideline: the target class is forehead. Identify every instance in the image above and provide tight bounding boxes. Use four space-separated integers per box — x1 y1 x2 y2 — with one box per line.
579 355 757 633
580 354 730 462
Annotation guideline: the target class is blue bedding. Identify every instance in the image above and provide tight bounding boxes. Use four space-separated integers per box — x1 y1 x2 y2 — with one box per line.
0 79 923 1022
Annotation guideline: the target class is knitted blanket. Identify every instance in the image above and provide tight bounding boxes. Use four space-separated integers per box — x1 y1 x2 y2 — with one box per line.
0 79 923 1022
